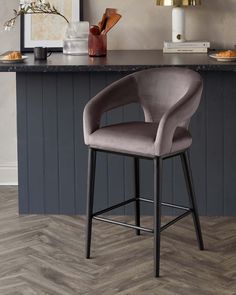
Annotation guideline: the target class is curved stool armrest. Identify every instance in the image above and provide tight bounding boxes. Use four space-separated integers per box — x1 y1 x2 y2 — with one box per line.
83 75 139 144
155 81 203 156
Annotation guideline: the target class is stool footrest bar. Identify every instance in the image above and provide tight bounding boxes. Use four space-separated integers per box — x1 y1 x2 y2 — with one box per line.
93 216 154 233
93 210 191 234
161 211 191 232
161 202 191 212
139 198 191 212
139 197 154 204
93 198 136 217
93 197 191 216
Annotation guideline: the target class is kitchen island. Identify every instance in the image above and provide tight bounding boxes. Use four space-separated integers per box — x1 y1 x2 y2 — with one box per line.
1 50 236 216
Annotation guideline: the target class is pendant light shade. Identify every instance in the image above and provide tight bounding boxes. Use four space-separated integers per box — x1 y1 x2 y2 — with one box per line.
156 0 201 6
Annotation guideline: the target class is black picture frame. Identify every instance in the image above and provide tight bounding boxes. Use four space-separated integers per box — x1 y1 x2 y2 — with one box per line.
20 0 84 53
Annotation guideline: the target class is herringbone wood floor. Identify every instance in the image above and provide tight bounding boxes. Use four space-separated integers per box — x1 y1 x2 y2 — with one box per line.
0 187 235 295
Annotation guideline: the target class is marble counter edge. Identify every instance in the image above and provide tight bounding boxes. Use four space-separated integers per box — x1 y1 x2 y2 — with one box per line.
1 64 236 72
0 50 236 72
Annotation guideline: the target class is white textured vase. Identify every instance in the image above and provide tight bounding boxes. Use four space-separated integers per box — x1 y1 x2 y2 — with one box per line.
172 7 185 42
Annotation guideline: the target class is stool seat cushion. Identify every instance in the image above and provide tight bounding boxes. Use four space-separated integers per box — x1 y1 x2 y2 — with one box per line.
88 122 192 158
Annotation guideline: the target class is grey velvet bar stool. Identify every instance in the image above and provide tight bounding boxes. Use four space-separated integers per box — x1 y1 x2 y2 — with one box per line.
83 67 204 277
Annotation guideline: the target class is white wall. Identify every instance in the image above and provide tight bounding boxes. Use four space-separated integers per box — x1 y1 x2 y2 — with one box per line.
0 0 19 184
0 0 236 184
84 0 236 50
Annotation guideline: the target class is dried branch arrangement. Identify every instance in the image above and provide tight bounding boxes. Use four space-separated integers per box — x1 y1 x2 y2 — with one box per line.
4 0 69 31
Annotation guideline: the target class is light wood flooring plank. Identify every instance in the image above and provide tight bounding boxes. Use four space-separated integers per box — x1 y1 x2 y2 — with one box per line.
0 186 235 295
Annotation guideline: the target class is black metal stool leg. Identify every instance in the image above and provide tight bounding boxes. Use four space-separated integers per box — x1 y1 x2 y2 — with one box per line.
154 157 162 277
134 157 141 235
180 151 204 251
85 148 97 259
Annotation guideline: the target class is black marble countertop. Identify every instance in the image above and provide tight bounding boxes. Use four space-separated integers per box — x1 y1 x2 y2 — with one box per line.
0 50 236 72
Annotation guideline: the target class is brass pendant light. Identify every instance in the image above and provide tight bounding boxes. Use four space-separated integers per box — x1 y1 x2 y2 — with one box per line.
156 0 201 6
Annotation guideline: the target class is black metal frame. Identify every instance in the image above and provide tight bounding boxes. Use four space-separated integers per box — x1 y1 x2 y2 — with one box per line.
85 147 204 277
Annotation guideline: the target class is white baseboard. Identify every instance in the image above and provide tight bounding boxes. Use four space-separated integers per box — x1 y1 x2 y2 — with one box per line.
0 163 18 185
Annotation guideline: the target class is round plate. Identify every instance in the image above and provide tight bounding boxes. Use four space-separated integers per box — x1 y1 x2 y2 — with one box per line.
0 56 28 63
209 53 236 62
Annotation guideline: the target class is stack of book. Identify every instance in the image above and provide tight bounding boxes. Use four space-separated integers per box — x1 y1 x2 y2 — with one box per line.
163 41 210 53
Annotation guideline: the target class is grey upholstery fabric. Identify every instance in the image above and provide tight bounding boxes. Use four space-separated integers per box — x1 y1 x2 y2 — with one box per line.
89 122 192 158
83 68 203 157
